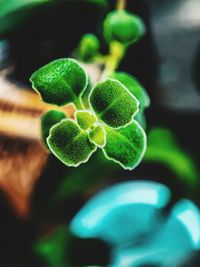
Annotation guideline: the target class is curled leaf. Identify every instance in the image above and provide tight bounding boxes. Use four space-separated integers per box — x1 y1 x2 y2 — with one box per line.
103 120 146 170
75 110 97 130
30 58 88 107
89 78 139 128
103 10 146 45
89 125 106 148
47 119 96 167
41 110 67 149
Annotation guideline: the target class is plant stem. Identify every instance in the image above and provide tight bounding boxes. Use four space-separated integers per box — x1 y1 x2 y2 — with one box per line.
74 97 84 110
100 42 126 79
116 0 126 10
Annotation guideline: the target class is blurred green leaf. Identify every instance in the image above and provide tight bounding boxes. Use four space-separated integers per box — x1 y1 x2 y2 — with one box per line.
0 0 49 35
0 0 48 17
135 110 147 129
0 0 108 36
54 151 118 203
47 119 96 167
30 58 88 107
144 128 199 186
103 10 146 45
89 78 139 128
34 227 71 267
103 120 146 170
41 110 67 149
85 0 108 7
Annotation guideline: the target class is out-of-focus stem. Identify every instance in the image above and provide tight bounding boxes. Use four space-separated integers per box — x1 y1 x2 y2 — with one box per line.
100 42 126 80
116 0 127 10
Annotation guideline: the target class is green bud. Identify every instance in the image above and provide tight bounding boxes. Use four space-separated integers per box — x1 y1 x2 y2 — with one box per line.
78 33 100 62
103 10 146 45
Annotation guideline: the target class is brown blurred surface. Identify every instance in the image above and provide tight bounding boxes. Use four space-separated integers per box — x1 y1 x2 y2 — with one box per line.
0 69 53 216
0 69 73 139
0 136 48 217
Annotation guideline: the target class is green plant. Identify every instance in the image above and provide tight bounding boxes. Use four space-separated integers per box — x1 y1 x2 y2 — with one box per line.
30 0 148 170
144 127 199 186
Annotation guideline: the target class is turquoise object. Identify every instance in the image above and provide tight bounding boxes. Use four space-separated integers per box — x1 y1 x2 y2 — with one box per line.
70 181 200 266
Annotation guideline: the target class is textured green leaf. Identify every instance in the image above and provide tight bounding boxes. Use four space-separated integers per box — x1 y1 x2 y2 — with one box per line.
77 33 100 62
89 78 139 128
112 72 150 109
103 120 146 170
112 72 150 129
47 119 96 167
41 110 67 149
89 125 106 148
30 58 88 107
75 110 96 130
103 10 146 45
144 128 199 186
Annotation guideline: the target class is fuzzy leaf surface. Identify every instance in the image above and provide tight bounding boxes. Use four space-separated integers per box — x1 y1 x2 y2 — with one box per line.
30 58 88 106
112 72 150 109
89 78 139 128
41 110 67 148
103 120 146 170
47 119 96 167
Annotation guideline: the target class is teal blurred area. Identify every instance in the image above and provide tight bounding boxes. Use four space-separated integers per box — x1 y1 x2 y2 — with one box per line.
71 181 200 267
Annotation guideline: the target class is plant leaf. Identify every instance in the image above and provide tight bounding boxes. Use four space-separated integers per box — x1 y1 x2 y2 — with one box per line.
112 72 150 129
0 0 49 35
112 72 150 109
103 10 146 45
47 119 96 167
89 125 106 148
30 58 88 107
34 226 71 267
102 120 146 170
41 110 67 149
89 78 139 128
75 110 96 130
144 128 199 186
135 110 147 129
